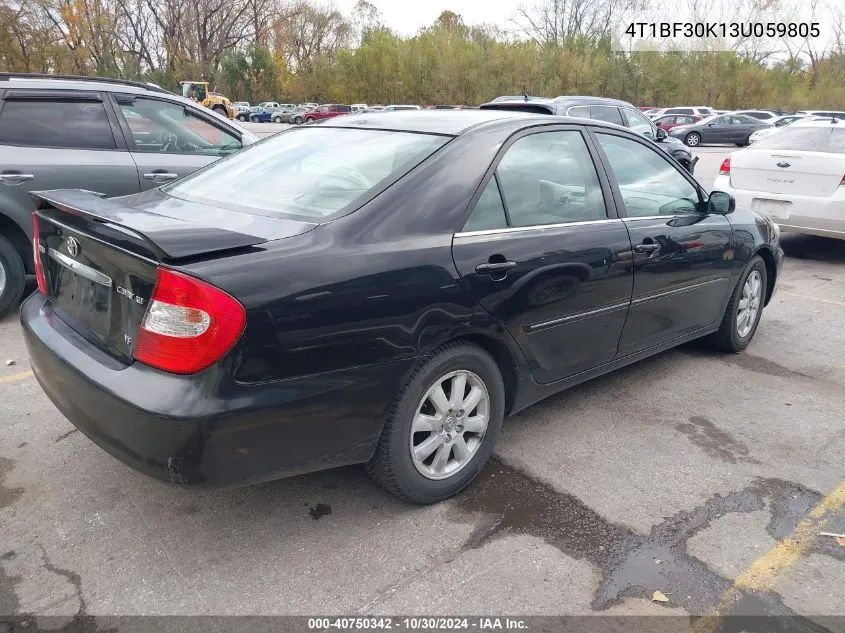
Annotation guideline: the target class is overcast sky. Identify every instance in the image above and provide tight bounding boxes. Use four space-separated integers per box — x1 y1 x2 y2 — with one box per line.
333 0 522 36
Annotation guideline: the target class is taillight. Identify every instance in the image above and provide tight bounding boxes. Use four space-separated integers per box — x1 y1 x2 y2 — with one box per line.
719 157 731 175
133 268 246 374
32 213 47 295
840 174 845 186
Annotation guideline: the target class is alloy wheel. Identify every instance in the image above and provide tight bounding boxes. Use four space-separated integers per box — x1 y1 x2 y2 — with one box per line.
737 270 762 338
409 370 490 480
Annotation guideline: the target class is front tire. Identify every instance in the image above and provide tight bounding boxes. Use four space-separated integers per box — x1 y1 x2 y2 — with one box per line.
366 342 505 504
708 255 767 352
0 234 26 319
684 132 701 147
236 114 248 122
293 116 303 125
212 105 227 116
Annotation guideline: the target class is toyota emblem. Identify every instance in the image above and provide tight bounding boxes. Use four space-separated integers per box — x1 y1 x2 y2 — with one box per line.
65 236 80 258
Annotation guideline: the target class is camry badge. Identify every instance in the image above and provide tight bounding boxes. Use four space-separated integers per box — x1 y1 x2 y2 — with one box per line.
776 162 791 168
65 236 80 258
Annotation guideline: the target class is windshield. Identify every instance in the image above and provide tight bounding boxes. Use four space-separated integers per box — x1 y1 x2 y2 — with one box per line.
166 127 449 219
752 126 845 152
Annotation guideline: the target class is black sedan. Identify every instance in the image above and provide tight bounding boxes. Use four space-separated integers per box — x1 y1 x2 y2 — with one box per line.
669 113 772 147
22 111 783 503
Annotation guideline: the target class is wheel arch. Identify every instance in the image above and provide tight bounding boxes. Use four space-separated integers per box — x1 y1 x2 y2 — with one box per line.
0 213 32 274
753 245 777 306
415 331 520 416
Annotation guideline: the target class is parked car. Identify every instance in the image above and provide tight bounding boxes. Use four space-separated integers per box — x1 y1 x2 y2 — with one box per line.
249 106 283 123
304 104 352 122
652 114 702 132
0 72 258 318
669 113 772 147
479 95 698 172
364 106 385 112
748 115 808 143
733 110 786 121
21 110 782 502
351 103 368 112
270 107 305 123
714 119 845 240
649 106 714 118
426 105 462 110
233 102 250 121
299 103 319 111
382 105 422 112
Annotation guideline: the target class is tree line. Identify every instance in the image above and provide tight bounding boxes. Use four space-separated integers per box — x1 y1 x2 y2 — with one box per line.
1 0 844 110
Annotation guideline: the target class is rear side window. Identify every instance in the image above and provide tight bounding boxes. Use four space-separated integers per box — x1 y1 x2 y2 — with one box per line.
667 108 694 115
0 99 116 150
493 131 607 227
590 106 624 126
567 106 590 118
166 127 448 219
753 127 845 153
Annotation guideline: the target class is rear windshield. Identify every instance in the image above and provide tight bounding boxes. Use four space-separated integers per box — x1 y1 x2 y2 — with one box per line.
752 126 845 153
165 127 449 219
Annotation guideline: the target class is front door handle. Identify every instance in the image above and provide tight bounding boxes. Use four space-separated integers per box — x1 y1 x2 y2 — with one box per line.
0 172 35 186
476 261 517 274
143 171 179 183
634 243 660 254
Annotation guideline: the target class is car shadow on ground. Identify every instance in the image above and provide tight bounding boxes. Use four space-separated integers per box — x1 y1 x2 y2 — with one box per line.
780 233 845 263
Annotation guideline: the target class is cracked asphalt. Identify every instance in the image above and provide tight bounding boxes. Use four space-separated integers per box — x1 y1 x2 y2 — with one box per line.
1 144 844 631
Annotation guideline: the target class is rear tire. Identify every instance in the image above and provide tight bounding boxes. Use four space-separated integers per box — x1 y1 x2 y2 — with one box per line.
684 132 701 147
212 105 227 116
366 342 505 504
236 114 248 122
0 234 26 319
707 255 767 352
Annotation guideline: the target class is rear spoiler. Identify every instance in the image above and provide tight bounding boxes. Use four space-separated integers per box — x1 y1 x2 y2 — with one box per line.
31 189 267 261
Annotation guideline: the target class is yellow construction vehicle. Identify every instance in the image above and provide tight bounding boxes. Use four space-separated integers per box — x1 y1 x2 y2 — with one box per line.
179 81 235 119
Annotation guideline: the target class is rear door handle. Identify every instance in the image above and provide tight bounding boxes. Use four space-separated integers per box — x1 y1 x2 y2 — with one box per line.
475 261 517 274
143 171 179 182
0 172 35 185
634 243 660 254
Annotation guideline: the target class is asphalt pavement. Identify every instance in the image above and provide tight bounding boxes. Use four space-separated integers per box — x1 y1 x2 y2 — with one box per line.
1 139 843 628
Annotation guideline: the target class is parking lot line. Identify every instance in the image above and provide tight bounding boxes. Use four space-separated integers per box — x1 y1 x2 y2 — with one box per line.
0 369 33 384
781 290 845 308
691 480 845 631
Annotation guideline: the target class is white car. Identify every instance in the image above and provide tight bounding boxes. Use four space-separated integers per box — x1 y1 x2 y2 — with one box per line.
748 115 809 143
350 103 368 112
382 105 422 112
714 119 845 239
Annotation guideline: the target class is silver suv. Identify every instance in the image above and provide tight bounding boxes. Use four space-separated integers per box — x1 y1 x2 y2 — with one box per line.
0 73 258 317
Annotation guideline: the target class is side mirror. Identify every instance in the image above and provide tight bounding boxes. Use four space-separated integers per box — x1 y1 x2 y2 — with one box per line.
655 127 667 140
708 191 735 215
706 122 714 127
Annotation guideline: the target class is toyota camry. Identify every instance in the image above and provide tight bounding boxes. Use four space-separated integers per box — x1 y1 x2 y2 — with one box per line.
22 110 783 503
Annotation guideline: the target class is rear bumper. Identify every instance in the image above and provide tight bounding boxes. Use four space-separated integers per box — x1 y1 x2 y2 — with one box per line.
22 293 410 487
715 176 845 239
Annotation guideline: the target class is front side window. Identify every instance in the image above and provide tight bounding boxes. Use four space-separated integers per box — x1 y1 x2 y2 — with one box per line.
477 131 607 228
118 97 240 156
623 109 655 139
0 99 116 150
166 127 448 219
596 133 700 218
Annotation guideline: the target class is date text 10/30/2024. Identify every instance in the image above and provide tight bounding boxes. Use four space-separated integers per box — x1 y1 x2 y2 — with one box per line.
307 618 528 630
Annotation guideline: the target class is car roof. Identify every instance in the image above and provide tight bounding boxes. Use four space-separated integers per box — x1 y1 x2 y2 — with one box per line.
318 109 627 136
790 118 845 127
0 72 172 95
480 95 636 112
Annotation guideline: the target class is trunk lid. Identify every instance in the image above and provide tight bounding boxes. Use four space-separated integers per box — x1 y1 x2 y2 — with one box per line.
730 151 845 197
32 188 316 361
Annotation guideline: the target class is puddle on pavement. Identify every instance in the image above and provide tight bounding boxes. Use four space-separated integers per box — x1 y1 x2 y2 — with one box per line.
450 458 841 621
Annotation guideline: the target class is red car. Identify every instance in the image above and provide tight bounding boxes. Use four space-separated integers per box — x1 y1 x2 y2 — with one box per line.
304 104 352 122
653 114 703 131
